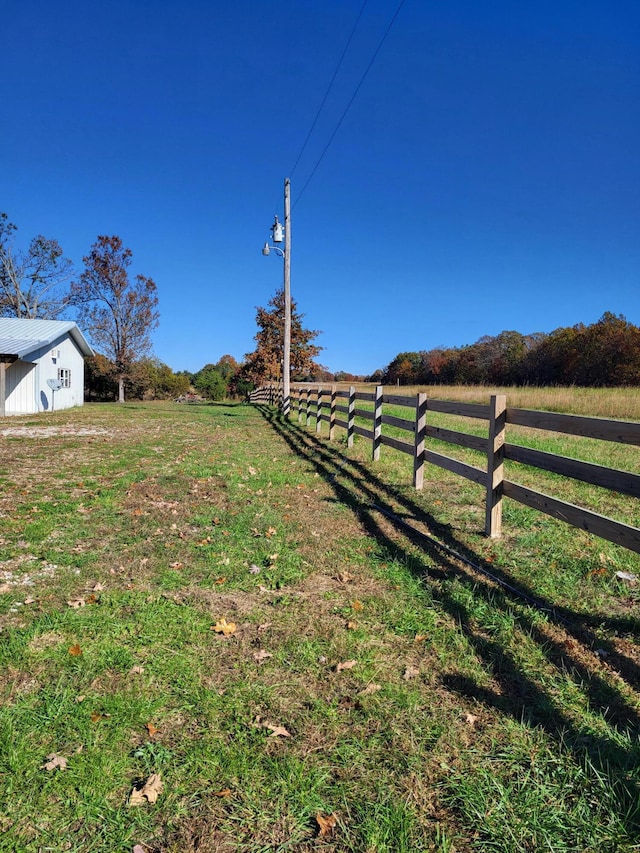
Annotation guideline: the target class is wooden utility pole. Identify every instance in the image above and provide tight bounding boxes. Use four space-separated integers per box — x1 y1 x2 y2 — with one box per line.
283 178 291 417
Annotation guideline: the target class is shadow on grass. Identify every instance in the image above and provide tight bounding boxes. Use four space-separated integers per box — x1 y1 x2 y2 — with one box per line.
256 404 640 834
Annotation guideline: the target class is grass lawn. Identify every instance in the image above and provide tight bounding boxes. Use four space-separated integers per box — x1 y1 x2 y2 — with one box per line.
1 399 639 852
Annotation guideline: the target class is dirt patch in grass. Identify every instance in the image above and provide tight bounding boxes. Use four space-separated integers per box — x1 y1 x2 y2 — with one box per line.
1 426 111 437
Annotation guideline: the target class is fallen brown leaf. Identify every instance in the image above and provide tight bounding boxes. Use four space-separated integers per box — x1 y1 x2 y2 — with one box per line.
211 618 237 637
145 722 160 738
253 649 273 663
265 723 291 737
214 576 226 585
403 665 420 681
68 644 82 656
67 597 85 609
414 634 427 643
359 683 382 696
316 812 338 837
254 716 291 737
90 711 110 722
130 665 145 675
336 570 354 583
352 600 363 612
265 526 277 538
465 712 479 727
42 753 67 771
129 773 163 806
346 621 358 630
214 788 232 798
336 659 357 672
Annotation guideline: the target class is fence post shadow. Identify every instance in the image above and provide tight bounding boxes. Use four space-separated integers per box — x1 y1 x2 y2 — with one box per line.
253 403 640 824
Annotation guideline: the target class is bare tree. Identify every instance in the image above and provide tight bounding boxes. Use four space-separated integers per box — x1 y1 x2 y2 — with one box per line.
0 212 74 318
71 235 159 402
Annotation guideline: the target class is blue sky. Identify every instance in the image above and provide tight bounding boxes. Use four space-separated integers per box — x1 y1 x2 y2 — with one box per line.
2 0 639 375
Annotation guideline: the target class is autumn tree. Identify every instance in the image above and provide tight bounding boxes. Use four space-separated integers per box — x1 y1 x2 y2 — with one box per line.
0 212 74 318
71 236 159 402
242 288 322 385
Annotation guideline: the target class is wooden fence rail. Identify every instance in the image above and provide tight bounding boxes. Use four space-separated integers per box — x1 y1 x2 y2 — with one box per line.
249 383 640 554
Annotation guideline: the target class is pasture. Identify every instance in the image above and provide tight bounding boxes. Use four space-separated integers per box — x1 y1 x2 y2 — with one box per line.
0 395 639 852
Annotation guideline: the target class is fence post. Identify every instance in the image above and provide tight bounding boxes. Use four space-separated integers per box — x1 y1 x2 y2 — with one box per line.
316 387 323 434
372 385 383 461
347 386 356 448
485 394 507 538
329 385 337 440
413 392 427 489
299 386 305 423
306 386 312 427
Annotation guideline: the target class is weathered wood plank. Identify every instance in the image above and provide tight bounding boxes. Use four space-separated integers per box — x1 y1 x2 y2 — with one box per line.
427 400 490 420
485 394 507 538
425 425 488 452
355 424 374 440
333 418 349 431
372 385 383 462
506 408 640 445
503 481 640 553
382 414 415 432
380 434 414 455
414 392 427 489
354 408 375 421
382 394 416 407
425 450 486 485
329 386 337 440
347 387 356 449
504 443 640 498
357 392 376 402
335 404 349 415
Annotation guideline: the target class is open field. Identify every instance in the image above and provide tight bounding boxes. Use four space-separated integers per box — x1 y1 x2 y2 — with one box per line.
1 400 639 852
337 384 640 421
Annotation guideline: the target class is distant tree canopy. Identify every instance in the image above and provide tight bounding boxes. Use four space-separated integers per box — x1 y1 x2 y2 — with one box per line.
72 236 159 403
0 212 74 318
85 354 189 401
241 288 323 386
378 314 640 387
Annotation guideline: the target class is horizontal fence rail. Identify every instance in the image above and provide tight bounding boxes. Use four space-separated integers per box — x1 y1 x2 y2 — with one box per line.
249 383 640 555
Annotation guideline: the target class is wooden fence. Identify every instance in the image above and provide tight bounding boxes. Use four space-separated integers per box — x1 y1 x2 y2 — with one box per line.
249 383 640 554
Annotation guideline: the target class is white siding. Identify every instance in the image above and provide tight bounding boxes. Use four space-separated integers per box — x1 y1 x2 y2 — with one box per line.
2 332 86 415
4 360 37 414
37 334 86 412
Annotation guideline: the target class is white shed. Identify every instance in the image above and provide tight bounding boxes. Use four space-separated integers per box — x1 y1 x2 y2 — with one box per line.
0 318 93 416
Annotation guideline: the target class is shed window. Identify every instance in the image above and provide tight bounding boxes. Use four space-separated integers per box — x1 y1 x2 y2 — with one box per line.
58 368 71 388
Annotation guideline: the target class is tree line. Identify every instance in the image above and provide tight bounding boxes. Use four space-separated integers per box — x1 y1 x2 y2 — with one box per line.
0 212 326 403
375 313 640 387
1 213 159 402
5 211 638 399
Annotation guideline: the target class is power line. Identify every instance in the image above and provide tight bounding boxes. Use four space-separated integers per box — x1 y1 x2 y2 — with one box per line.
289 0 370 181
294 0 407 209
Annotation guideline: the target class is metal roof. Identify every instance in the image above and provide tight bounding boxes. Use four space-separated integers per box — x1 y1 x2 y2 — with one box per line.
0 318 94 359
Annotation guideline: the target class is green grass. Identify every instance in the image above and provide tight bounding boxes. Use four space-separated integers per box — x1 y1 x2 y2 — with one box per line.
0 399 639 851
